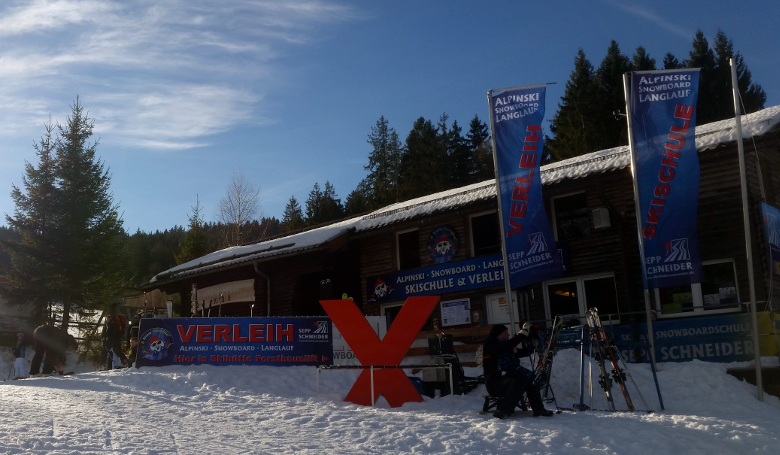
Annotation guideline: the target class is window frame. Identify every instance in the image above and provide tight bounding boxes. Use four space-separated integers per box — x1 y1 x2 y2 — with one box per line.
469 210 502 258
542 272 620 324
652 258 741 319
550 191 590 242
396 228 420 270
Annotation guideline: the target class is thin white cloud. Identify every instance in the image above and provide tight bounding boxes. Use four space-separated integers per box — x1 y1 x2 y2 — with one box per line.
600 0 691 39
0 0 361 150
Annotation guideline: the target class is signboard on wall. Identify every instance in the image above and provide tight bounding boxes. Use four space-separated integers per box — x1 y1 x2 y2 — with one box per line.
367 254 505 303
440 298 471 327
136 317 332 368
761 202 780 277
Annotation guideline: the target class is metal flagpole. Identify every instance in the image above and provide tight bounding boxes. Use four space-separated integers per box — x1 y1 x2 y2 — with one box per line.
730 57 764 401
622 74 659 371
487 87 518 336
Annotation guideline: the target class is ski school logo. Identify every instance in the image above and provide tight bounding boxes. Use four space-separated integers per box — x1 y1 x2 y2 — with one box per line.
139 328 174 361
664 238 690 262
313 320 329 334
427 226 458 264
369 278 393 301
527 232 548 255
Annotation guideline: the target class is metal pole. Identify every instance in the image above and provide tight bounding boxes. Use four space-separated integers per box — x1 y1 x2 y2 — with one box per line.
370 366 375 406
622 73 659 369
316 368 320 394
730 58 764 401
487 88 519 335
448 364 454 403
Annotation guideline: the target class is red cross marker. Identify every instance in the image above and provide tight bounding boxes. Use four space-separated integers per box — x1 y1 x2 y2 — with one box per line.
320 296 440 407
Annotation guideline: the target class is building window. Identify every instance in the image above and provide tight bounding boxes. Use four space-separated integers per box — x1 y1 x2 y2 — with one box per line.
654 259 740 317
397 229 420 270
544 274 620 324
553 192 590 241
471 211 501 257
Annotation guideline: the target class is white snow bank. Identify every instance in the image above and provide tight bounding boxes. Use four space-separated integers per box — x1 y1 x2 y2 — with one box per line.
2 347 779 454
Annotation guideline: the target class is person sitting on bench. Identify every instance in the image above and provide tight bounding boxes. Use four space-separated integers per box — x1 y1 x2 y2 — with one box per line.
482 323 554 419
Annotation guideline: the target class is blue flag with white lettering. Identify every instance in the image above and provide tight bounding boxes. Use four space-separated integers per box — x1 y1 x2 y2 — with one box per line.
489 85 563 289
761 203 780 278
630 69 703 288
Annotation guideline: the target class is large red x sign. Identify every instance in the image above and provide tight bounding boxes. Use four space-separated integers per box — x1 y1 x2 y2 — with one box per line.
320 296 440 407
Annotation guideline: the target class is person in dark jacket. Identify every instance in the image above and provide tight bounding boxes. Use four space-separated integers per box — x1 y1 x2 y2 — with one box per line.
13 332 29 380
482 323 553 419
29 324 78 375
104 315 129 370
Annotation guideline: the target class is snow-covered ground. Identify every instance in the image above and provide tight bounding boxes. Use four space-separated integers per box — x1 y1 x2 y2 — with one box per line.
1 347 779 454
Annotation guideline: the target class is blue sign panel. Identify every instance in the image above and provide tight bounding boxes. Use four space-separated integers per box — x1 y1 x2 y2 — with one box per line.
554 313 756 363
630 69 703 288
489 85 563 289
761 202 780 278
136 317 333 367
367 254 505 303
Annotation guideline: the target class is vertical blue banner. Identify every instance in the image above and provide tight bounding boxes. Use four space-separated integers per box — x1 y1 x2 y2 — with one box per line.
489 85 563 288
630 69 703 288
761 203 780 278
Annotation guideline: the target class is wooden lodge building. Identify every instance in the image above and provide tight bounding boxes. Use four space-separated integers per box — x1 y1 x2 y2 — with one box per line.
142 106 780 362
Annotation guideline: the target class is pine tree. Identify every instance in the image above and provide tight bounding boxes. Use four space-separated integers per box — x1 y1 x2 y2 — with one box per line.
548 49 601 161
594 40 633 149
400 116 447 199
466 115 493 181
711 29 766 120
632 46 656 71
663 52 684 70
175 197 208 265
685 29 718 123
281 196 305 232
1 99 126 329
305 182 344 226
345 180 371 216
448 119 474 187
364 117 403 208
1 121 60 323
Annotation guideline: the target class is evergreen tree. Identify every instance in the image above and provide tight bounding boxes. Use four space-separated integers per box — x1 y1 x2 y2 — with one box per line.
632 46 656 71
447 119 474 187
685 29 718 124
548 49 601 161
663 52 684 70
345 180 371 216
399 116 447 199
1 121 60 323
711 29 766 120
281 196 305 232
364 117 403 208
1 99 126 329
305 181 344 226
594 40 633 149
466 115 493 181
175 197 208 265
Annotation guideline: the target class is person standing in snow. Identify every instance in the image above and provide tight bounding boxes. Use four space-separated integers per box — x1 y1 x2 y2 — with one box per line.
13 332 30 380
29 324 78 375
104 314 129 369
482 323 554 418
127 336 138 367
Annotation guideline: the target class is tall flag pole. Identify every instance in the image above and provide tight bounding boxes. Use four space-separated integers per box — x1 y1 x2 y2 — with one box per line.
487 84 564 334
625 68 702 381
730 57 763 401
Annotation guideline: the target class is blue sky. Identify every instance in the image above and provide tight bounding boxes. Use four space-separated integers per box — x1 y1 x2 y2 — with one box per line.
1 0 778 234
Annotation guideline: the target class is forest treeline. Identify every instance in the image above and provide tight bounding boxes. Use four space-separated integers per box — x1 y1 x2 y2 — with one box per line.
0 29 767 295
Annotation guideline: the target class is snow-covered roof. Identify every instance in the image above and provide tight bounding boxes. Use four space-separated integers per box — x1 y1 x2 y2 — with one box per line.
148 105 780 285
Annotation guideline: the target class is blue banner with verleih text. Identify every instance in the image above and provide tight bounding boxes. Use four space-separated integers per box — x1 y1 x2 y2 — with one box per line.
136 317 333 368
630 69 703 288
489 85 563 289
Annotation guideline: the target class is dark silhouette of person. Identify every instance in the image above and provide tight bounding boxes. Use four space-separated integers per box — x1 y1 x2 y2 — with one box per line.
482 323 553 418
29 324 78 375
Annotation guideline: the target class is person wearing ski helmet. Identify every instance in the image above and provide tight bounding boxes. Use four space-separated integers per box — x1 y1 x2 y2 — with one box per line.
482 322 553 419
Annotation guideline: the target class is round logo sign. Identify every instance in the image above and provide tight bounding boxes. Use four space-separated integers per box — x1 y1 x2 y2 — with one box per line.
139 328 174 361
427 226 459 264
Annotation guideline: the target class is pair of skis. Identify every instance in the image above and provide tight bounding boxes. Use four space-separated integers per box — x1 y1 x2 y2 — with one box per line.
585 307 649 412
532 315 564 396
